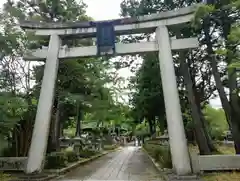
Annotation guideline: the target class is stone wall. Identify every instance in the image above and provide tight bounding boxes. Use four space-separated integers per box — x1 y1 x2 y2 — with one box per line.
190 153 240 173
0 157 27 171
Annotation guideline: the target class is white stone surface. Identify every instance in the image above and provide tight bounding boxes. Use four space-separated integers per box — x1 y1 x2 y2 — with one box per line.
56 146 162 181
26 14 194 36
191 153 240 172
25 35 61 174
156 26 191 175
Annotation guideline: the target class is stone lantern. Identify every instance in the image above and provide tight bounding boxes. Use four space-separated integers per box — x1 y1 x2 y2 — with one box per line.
72 136 84 152
59 136 71 150
159 130 169 146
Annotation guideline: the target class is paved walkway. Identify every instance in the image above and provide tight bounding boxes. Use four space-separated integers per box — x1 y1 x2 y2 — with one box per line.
55 146 162 181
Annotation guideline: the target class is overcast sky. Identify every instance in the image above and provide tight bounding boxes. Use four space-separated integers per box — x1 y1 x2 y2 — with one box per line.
0 0 222 108
84 0 122 20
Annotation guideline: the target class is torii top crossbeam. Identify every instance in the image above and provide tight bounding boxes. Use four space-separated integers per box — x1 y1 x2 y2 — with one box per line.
19 5 198 37
20 5 199 60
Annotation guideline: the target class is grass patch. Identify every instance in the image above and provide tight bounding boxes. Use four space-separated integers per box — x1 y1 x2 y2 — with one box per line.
0 172 12 181
216 144 235 154
188 144 235 155
103 144 118 151
203 172 240 181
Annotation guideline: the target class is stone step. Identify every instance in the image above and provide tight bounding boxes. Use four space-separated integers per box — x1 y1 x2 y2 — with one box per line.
10 173 54 181
166 173 203 181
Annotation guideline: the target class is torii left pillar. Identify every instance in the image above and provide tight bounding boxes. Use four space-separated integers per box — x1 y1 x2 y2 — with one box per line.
25 34 61 173
156 26 191 175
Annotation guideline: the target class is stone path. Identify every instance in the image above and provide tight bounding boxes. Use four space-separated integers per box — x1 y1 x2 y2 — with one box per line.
55 146 162 181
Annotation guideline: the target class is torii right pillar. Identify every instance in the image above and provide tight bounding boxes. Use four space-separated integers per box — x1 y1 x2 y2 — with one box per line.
156 25 192 175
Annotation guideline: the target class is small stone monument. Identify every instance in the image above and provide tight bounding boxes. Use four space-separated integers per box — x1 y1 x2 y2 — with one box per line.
160 130 169 145
95 138 103 151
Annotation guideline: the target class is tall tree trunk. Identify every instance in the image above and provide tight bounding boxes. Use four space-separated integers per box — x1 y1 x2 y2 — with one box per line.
12 128 18 156
157 116 165 134
152 117 156 138
229 68 240 154
60 122 64 138
180 54 211 155
203 18 240 153
203 18 232 128
148 117 156 137
190 60 217 152
75 102 82 137
54 100 62 151
47 117 56 153
195 95 217 152
11 120 33 157
148 119 153 135
221 14 240 154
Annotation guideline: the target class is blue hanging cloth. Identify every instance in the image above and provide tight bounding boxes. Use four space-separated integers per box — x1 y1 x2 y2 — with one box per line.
202 0 215 4
95 21 116 56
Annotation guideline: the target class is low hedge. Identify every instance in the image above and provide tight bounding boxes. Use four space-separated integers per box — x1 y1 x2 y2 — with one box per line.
45 149 101 169
0 173 12 181
45 152 67 169
103 144 118 151
65 150 79 163
143 142 172 169
79 149 99 158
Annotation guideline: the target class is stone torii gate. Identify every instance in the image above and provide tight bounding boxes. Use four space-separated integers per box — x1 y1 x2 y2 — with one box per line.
20 5 199 176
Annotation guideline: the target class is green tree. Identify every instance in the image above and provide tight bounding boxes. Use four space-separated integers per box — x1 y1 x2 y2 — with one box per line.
193 0 240 153
129 53 166 136
203 105 228 140
121 0 217 154
0 0 120 155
